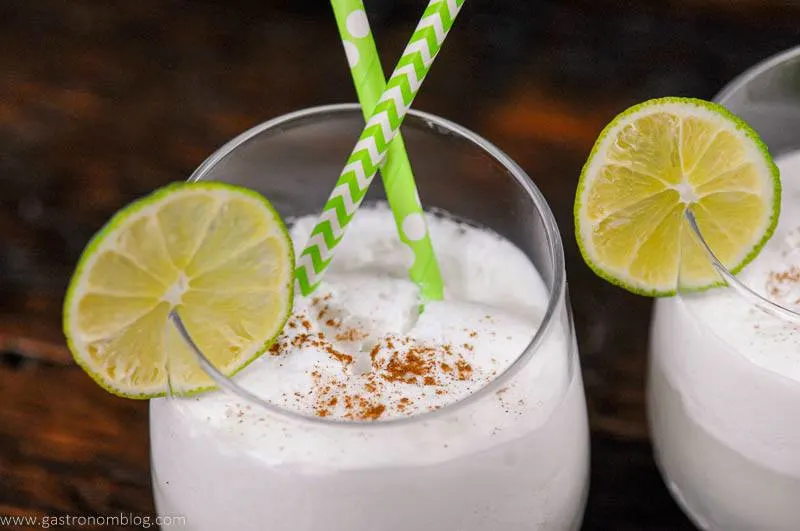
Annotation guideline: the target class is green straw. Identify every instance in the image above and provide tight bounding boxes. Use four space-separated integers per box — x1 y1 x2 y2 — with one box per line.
330 0 444 302
296 0 465 296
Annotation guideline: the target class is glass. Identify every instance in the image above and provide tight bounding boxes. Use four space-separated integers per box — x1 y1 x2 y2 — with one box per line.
648 47 800 530
148 105 590 531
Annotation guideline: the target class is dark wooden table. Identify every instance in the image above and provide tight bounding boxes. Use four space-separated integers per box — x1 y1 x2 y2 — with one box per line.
2 1 798 529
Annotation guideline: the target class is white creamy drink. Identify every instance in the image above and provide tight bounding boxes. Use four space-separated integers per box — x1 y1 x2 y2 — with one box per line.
649 152 800 530
150 204 589 531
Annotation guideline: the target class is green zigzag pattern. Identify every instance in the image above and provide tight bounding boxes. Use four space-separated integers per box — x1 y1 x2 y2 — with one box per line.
297 0 465 295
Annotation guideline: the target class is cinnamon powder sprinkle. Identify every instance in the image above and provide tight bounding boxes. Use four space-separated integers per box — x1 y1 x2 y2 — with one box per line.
369 344 381 363
456 359 473 380
335 328 366 342
327 347 353 366
766 266 800 300
383 350 431 383
360 403 386 420
271 309 485 421
292 333 311 347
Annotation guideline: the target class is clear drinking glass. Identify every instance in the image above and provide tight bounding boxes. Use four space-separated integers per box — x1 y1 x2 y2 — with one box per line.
148 105 590 531
648 47 800 530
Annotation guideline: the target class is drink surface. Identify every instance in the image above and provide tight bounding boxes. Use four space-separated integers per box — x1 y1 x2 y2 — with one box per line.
244 202 549 420
153 204 574 457
649 151 800 529
680 150 800 382
150 204 589 530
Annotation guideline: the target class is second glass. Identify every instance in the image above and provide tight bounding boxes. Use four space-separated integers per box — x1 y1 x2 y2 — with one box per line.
149 105 590 530
648 47 800 530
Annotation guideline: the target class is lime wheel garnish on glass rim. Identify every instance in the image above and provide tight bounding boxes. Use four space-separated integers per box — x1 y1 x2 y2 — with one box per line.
63 182 295 398
575 97 780 296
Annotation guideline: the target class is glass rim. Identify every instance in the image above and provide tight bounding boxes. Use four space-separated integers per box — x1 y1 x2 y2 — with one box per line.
184 103 571 428
685 46 800 324
715 45 800 104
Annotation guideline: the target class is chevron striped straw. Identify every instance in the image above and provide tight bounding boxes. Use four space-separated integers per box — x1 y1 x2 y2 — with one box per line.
331 0 444 302
296 0 465 296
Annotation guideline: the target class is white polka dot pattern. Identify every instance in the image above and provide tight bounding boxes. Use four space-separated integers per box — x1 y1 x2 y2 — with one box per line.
402 213 427 241
343 40 359 67
345 10 370 38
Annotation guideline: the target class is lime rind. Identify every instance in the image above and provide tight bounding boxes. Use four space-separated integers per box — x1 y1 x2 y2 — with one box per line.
63 181 294 399
574 96 781 297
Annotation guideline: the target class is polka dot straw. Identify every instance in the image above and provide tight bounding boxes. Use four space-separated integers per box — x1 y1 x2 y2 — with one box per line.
296 0 464 298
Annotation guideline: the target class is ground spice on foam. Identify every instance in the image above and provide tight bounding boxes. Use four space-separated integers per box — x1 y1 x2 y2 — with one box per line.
766 266 800 301
382 348 433 384
325 345 353 367
360 403 386 420
766 266 800 304
270 300 482 421
455 359 473 380
335 328 367 342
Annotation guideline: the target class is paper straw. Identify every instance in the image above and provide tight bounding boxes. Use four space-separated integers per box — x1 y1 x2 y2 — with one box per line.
296 0 465 296
331 0 444 302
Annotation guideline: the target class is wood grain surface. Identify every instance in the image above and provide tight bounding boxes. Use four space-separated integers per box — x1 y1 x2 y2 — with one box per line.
1 0 799 529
